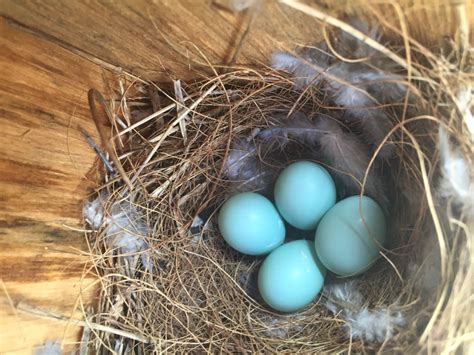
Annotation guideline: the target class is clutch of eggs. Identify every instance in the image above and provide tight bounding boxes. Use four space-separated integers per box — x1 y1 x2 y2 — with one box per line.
218 160 387 312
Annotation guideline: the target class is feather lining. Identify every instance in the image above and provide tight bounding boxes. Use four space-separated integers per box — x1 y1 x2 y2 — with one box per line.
223 138 278 194
315 117 387 205
34 340 61 355
271 20 407 158
83 195 153 271
437 127 474 215
324 281 405 342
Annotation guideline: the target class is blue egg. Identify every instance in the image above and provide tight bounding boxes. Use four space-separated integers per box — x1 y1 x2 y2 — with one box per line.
314 195 387 276
258 240 326 312
218 192 285 255
274 161 336 230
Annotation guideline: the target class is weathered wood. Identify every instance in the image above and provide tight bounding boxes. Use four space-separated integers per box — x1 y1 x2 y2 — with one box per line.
1 0 471 84
0 0 329 81
0 18 106 354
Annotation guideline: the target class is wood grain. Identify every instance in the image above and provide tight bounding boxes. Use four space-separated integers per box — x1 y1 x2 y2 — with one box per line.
0 0 328 81
0 18 106 354
1 0 471 84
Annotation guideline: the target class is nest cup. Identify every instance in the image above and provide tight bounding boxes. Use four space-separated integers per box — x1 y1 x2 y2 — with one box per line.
82 3 473 353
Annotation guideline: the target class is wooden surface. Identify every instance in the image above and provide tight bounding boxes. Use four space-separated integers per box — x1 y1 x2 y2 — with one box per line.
0 0 328 82
0 0 471 353
1 0 471 83
0 17 106 354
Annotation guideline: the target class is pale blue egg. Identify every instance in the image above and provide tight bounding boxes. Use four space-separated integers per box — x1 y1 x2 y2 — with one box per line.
314 195 387 276
274 161 336 230
258 240 326 312
218 192 285 255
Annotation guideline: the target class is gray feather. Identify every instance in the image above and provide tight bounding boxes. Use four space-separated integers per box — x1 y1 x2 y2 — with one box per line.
258 113 326 150
336 18 382 59
272 51 328 90
271 20 407 159
223 139 277 194
314 118 387 205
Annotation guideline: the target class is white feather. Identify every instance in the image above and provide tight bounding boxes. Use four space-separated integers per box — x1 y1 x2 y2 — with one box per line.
34 340 61 355
456 85 474 138
230 0 258 11
189 215 209 245
438 127 474 216
83 196 105 229
261 315 304 339
83 196 153 270
324 281 405 343
345 307 405 342
324 280 364 310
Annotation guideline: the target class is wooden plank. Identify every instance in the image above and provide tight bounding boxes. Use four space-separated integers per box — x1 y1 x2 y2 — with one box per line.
1 0 471 85
0 0 328 81
0 18 107 354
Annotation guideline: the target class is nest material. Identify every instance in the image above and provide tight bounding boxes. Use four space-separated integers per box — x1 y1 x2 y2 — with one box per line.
81 6 473 354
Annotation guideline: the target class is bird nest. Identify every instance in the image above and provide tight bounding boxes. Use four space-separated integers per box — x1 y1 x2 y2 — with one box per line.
81 10 473 354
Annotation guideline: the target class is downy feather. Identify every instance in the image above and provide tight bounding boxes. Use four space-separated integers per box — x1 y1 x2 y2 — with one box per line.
456 85 474 137
83 196 153 270
438 127 474 216
271 20 407 158
315 117 387 205
271 46 332 89
261 315 304 339
83 195 105 230
336 18 381 58
34 340 61 355
324 281 405 343
230 0 258 12
258 112 324 149
223 138 278 194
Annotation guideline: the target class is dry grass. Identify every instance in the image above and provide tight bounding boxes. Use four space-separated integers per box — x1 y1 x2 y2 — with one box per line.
80 2 473 353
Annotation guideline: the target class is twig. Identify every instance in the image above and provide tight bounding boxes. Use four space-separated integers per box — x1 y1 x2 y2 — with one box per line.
130 83 218 186
88 89 133 190
80 127 115 174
